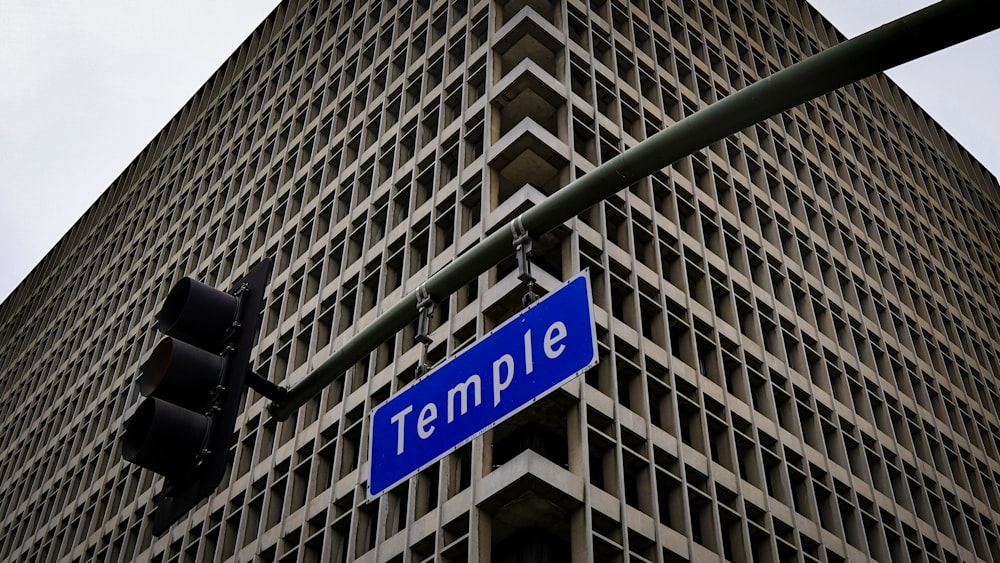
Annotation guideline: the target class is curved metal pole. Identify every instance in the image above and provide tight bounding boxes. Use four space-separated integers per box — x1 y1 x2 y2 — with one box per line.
270 0 1000 420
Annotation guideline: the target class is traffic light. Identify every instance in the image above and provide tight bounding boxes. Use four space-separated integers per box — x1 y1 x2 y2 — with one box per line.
122 259 273 535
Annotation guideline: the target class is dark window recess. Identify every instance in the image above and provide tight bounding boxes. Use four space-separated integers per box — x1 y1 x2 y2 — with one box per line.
491 527 571 563
493 423 568 468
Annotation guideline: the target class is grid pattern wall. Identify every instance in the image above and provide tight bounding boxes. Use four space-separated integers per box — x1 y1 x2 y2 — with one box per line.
1 0 1000 561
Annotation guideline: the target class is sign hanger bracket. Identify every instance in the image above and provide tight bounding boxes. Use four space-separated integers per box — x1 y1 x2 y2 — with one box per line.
512 216 538 306
415 284 434 377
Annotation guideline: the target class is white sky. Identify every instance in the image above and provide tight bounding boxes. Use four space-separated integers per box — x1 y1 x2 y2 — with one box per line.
809 0 1000 177
0 1 997 302
0 1 280 302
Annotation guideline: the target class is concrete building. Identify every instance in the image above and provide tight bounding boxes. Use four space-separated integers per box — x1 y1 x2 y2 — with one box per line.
2 0 1000 561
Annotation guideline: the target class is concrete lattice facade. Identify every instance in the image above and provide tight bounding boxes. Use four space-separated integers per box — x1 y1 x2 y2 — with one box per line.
2 0 1000 561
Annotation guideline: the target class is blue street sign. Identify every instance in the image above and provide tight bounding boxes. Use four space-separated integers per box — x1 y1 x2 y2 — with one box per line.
368 272 598 497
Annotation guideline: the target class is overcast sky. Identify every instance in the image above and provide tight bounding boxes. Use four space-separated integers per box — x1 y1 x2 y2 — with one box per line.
0 1 997 302
0 0 280 302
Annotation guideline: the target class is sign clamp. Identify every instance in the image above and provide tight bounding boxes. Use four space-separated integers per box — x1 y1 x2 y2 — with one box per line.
415 283 434 378
511 215 538 306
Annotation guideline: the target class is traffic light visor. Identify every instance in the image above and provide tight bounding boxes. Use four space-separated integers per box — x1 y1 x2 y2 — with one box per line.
139 338 225 412
122 398 211 478
157 278 239 351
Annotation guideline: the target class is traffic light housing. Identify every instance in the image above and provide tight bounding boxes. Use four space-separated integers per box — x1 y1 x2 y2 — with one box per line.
122 259 273 535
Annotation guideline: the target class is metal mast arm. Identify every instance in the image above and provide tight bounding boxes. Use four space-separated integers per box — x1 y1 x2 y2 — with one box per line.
270 0 1000 420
